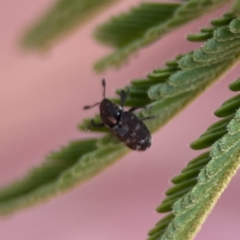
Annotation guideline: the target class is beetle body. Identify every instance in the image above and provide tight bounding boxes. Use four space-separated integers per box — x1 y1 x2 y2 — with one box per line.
84 79 152 151
110 111 151 151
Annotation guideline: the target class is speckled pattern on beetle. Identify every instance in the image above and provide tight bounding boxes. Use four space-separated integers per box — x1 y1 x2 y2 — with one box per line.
84 79 153 151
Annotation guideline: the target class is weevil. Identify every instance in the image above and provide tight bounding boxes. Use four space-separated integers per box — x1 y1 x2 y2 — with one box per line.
83 79 153 151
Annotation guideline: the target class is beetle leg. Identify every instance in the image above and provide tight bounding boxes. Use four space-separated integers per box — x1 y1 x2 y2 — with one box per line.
128 106 143 112
117 90 127 122
90 119 105 127
141 116 155 121
87 120 105 129
120 90 127 108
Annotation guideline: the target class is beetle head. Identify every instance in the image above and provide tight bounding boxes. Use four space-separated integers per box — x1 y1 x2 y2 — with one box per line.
100 99 122 127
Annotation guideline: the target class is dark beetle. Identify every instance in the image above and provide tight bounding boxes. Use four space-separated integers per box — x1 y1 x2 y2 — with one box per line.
83 79 153 151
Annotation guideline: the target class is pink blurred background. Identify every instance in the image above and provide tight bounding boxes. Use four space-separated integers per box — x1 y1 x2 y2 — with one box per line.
1 1 240 239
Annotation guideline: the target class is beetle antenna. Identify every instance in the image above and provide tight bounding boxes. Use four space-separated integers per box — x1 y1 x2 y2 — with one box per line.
83 102 100 110
102 79 106 98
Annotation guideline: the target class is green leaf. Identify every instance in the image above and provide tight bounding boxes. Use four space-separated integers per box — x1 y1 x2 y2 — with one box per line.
2 12 240 216
214 94 240 117
0 139 128 215
229 77 240 91
190 114 233 149
94 0 230 72
230 18 240 33
231 0 240 16
94 2 181 48
22 0 119 49
147 76 240 240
